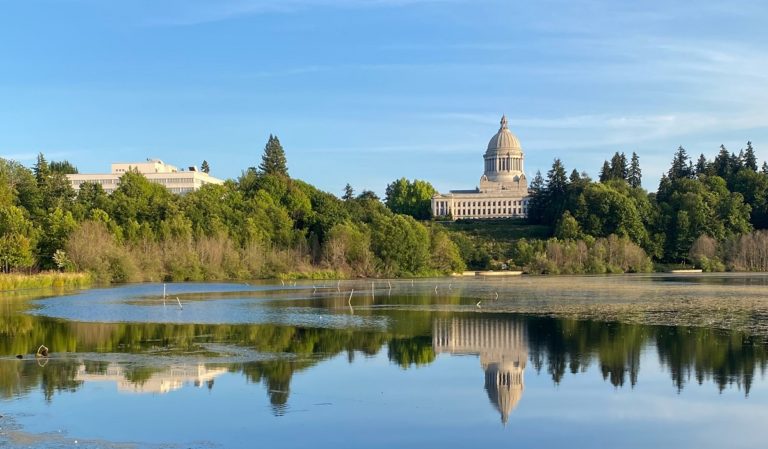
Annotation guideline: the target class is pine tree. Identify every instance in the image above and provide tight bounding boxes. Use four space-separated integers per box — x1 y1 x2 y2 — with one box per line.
669 146 693 180
530 170 544 192
619 152 628 180
599 161 611 183
713 145 732 179
695 153 708 176
201 160 210 174
569 168 581 183
342 183 354 201
258 134 288 177
763 161 768 176
546 158 568 195
33 153 50 186
744 141 758 171
628 152 642 188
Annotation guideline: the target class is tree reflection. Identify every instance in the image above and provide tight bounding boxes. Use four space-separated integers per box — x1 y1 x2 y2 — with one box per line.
1 304 766 412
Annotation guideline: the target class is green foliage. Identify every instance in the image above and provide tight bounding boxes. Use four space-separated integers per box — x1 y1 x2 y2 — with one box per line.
258 134 288 177
384 177 436 219
370 214 431 276
555 211 581 240
4 138 768 282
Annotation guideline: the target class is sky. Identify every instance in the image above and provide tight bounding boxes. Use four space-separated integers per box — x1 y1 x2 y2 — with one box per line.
2 0 768 196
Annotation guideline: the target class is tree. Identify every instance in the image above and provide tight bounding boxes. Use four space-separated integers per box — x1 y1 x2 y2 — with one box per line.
384 178 436 220
569 169 581 183
258 134 288 177
669 146 693 180
370 214 430 275
201 160 210 174
49 160 78 174
744 141 758 171
599 161 611 183
695 154 708 176
541 158 569 223
609 152 628 181
357 190 380 201
33 153 50 186
342 183 355 201
555 211 581 240
628 152 642 188
713 145 733 180
526 170 547 224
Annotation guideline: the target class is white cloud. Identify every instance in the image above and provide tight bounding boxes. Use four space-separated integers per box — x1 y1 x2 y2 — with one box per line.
145 0 466 26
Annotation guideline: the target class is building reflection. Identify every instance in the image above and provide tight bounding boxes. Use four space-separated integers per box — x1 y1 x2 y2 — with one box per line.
75 362 228 394
433 317 527 424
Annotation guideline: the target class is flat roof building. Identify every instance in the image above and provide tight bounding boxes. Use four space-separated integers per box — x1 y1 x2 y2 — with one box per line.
66 158 225 194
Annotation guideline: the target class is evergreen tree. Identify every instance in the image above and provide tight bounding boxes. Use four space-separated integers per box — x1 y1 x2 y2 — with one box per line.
731 150 744 174
695 154 708 176
628 152 642 188
201 160 210 174
763 161 768 176
258 134 288 177
530 170 544 192
49 160 78 174
744 141 758 171
599 161 611 183
669 146 693 180
542 159 569 223
33 153 50 186
569 169 581 183
546 159 568 195
713 145 732 179
342 183 354 201
526 170 546 224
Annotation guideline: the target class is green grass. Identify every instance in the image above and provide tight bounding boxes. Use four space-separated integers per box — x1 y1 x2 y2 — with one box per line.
0 272 92 292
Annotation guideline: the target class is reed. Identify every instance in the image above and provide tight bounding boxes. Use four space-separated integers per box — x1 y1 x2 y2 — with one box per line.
0 271 92 292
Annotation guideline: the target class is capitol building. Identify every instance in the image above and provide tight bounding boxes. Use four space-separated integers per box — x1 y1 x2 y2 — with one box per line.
431 115 530 219
433 317 527 425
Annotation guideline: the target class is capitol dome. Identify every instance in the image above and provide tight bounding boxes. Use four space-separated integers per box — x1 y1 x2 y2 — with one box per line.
482 115 525 184
486 115 522 153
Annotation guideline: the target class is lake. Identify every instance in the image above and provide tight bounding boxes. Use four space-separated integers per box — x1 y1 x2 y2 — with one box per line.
1 274 767 448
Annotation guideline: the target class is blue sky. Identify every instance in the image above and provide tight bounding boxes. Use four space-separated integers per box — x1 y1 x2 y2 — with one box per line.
1 0 768 196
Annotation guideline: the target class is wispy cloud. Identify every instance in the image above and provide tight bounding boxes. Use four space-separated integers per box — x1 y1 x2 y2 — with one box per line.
145 0 466 26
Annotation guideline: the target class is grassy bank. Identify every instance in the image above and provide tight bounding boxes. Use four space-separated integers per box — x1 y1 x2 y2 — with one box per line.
0 272 92 292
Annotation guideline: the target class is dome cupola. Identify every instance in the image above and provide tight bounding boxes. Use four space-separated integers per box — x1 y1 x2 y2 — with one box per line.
486 115 522 153
482 115 525 184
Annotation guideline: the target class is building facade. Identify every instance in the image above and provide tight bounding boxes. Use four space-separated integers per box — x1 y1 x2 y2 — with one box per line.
433 317 527 425
431 115 530 219
66 159 224 194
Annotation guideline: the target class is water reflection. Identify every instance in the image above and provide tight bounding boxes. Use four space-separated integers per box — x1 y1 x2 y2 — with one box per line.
434 318 527 424
1 291 768 424
74 362 226 394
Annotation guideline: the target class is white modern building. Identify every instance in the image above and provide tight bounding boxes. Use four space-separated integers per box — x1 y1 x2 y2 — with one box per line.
66 159 224 194
75 362 228 394
431 115 530 219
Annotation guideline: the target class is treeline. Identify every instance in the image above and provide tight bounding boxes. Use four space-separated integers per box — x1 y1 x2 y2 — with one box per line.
0 136 464 282
525 142 768 270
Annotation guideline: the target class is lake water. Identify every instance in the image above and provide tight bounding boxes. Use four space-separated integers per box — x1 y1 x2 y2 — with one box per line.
1 275 767 448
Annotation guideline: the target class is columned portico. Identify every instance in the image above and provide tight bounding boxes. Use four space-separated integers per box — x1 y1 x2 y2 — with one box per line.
431 115 530 220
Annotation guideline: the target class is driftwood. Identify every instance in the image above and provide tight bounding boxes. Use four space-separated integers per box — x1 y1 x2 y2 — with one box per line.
36 345 49 357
